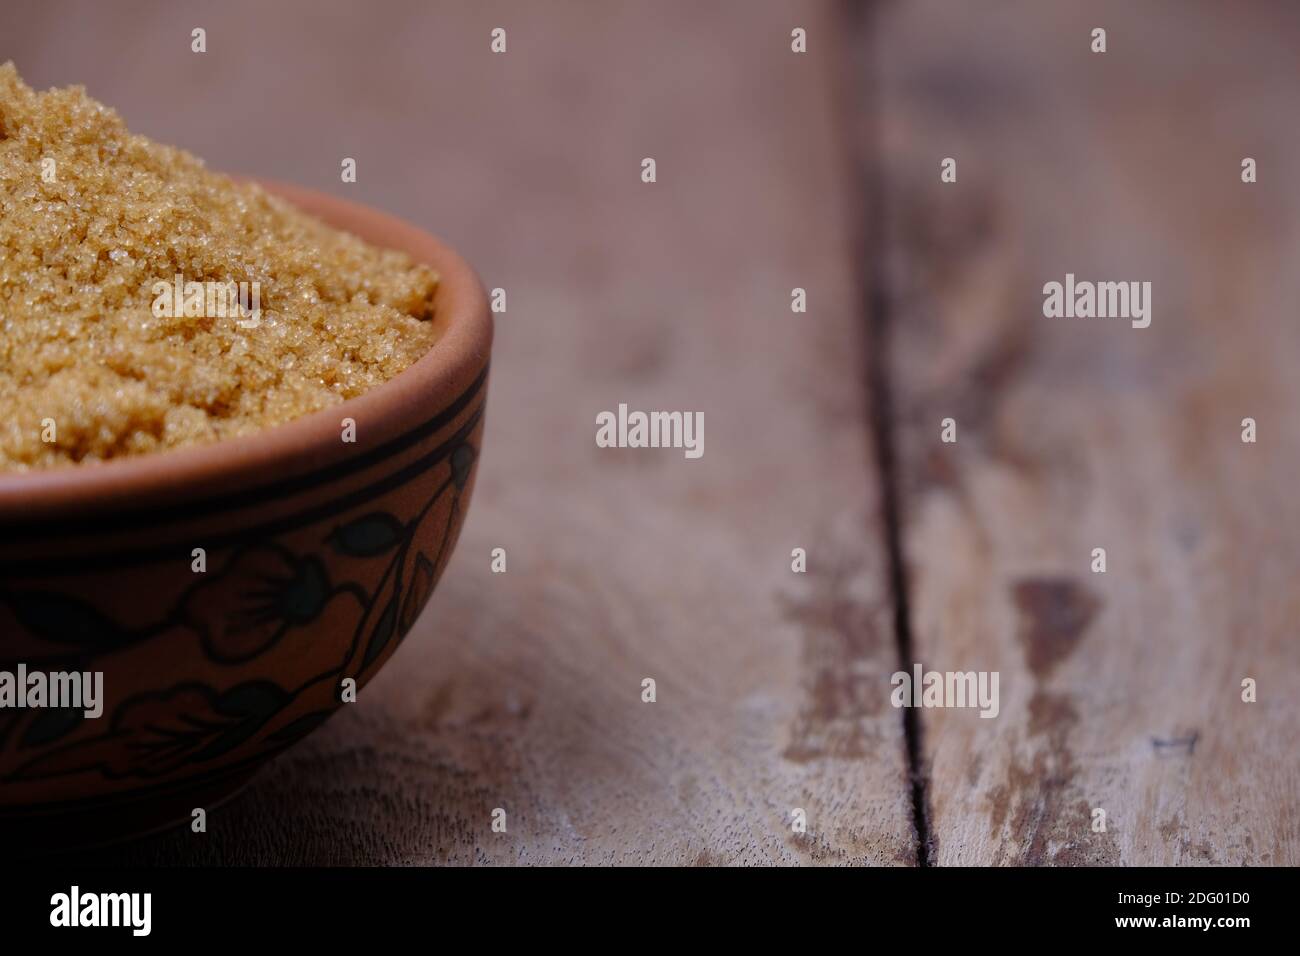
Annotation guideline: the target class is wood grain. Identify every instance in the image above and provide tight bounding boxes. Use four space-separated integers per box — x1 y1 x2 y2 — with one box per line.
7 0 916 864
871 0 1300 865
11 0 1293 868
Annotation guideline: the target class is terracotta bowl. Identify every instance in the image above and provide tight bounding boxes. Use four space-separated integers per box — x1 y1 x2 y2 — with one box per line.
0 182 491 848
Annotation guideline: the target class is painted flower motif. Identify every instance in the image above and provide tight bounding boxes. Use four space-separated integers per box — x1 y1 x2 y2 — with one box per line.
180 544 331 664
0 426 482 791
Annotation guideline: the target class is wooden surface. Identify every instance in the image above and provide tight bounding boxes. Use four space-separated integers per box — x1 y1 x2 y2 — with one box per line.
12 0 915 865
4 0 1296 865
871 0 1300 865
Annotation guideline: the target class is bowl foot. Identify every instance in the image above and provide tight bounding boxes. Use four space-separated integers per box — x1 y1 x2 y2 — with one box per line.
3 767 258 857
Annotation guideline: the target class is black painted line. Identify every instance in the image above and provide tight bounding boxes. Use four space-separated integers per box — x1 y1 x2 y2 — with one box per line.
0 403 484 577
0 364 488 536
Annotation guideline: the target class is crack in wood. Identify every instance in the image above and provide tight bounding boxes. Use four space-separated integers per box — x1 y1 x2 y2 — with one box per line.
838 0 935 867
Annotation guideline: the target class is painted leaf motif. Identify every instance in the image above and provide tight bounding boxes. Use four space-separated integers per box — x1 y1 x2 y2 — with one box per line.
276 557 330 624
450 444 475 490
5 591 126 647
214 681 290 720
328 513 405 556
192 681 292 763
363 594 399 669
399 553 436 637
267 710 332 745
7 682 287 782
20 707 85 748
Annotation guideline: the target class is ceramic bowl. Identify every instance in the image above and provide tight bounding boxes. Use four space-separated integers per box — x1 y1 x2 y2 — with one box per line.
0 182 491 847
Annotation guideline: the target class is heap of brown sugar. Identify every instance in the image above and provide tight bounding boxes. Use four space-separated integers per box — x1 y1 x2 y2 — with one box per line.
0 63 439 470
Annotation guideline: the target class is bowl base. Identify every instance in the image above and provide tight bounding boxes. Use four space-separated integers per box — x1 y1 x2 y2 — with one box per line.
3 766 258 858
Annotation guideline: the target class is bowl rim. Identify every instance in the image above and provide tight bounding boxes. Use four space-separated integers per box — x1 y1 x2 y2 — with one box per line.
0 179 492 519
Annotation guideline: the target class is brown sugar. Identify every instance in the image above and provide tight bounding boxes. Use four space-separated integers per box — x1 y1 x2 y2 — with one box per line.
0 63 439 471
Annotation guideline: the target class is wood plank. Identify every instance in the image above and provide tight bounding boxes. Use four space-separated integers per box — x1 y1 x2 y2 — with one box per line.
8 0 916 864
872 0 1300 864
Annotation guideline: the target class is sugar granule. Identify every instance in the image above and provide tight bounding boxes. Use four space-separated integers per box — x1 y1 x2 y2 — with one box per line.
0 63 439 470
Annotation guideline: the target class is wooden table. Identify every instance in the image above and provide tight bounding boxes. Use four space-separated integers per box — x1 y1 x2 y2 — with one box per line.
7 0 1295 865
